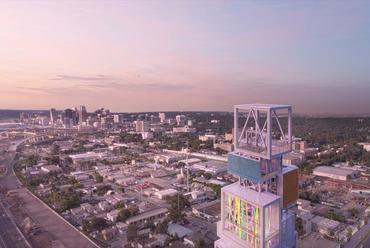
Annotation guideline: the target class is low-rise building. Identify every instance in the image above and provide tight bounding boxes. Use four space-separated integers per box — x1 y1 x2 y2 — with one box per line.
116 222 128 234
172 126 196 133
107 209 120 222
192 199 221 221
283 151 304 165
213 143 233 152
311 216 340 235
167 223 193 238
41 164 62 173
98 201 113 212
199 134 217 142
80 203 95 213
155 189 178 200
126 208 168 226
313 166 359 181
359 142 370 152
69 151 108 164
191 161 228 175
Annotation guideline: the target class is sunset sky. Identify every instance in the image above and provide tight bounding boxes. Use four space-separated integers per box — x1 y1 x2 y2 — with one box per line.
1 1 370 114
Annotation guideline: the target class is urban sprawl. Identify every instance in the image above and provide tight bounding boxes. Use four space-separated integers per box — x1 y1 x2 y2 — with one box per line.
0 104 370 248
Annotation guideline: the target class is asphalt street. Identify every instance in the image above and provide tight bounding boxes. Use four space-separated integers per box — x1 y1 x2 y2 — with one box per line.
0 138 98 248
0 199 29 248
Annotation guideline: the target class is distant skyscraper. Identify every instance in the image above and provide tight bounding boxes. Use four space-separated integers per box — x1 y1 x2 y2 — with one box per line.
19 112 29 121
64 108 73 119
113 114 122 123
136 120 149 132
159 113 166 123
64 108 77 127
79 105 88 125
50 108 58 125
215 103 298 248
176 115 186 126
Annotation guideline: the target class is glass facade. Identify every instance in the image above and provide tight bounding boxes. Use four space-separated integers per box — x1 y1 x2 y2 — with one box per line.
264 203 280 248
223 192 261 247
222 191 280 248
228 153 261 182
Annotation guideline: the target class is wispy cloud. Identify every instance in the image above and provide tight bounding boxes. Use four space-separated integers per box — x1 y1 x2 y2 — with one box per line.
15 86 96 97
48 74 195 92
77 82 194 91
49 74 114 81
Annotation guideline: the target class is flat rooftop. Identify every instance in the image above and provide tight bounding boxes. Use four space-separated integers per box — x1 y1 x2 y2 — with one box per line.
222 182 280 206
283 164 298 174
126 207 168 224
235 103 291 110
313 166 356 176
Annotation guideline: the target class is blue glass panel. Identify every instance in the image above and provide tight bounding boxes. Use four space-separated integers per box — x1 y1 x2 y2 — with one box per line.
228 153 261 183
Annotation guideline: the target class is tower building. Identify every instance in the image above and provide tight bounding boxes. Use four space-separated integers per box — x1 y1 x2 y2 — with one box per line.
159 112 166 123
215 104 298 248
50 108 58 125
79 105 88 125
136 120 149 132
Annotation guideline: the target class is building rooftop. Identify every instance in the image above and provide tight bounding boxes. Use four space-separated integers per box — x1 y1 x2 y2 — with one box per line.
313 166 356 177
126 208 168 224
155 188 178 196
222 182 280 207
282 164 298 174
167 223 193 238
311 215 340 230
235 103 291 110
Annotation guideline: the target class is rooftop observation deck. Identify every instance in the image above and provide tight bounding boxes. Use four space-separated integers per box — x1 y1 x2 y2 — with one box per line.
234 103 292 160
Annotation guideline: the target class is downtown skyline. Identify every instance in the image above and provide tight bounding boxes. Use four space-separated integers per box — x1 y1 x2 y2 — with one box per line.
1 1 370 115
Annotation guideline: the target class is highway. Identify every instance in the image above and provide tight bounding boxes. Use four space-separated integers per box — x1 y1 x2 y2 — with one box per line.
344 222 370 248
0 139 30 248
0 199 29 248
0 136 98 248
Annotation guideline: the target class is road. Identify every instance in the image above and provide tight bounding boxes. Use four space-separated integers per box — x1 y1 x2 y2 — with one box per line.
0 137 98 248
0 139 30 248
344 222 370 248
0 151 20 190
0 199 29 248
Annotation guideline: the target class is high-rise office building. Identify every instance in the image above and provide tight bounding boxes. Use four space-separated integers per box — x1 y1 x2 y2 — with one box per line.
113 114 123 123
176 115 186 126
79 105 88 125
215 104 298 248
50 108 58 125
19 112 29 121
159 113 166 123
64 108 78 126
136 120 149 132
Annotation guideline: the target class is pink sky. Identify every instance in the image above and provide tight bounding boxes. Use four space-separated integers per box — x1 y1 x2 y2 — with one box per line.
1 1 370 114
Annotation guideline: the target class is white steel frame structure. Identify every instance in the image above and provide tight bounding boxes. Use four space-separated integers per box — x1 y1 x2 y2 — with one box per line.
216 103 296 248
234 104 292 160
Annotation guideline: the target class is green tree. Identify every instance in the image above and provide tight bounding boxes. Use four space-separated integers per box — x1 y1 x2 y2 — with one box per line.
208 184 221 198
95 173 103 183
166 194 190 223
295 217 305 236
51 144 60 155
203 173 212 180
127 224 138 242
114 201 125 209
96 184 112 196
60 191 81 212
194 239 206 248
155 220 168 234
118 208 132 222
82 217 108 233
346 227 353 241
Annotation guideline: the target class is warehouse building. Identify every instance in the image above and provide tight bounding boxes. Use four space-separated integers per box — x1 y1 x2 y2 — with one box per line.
313 166 359 181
